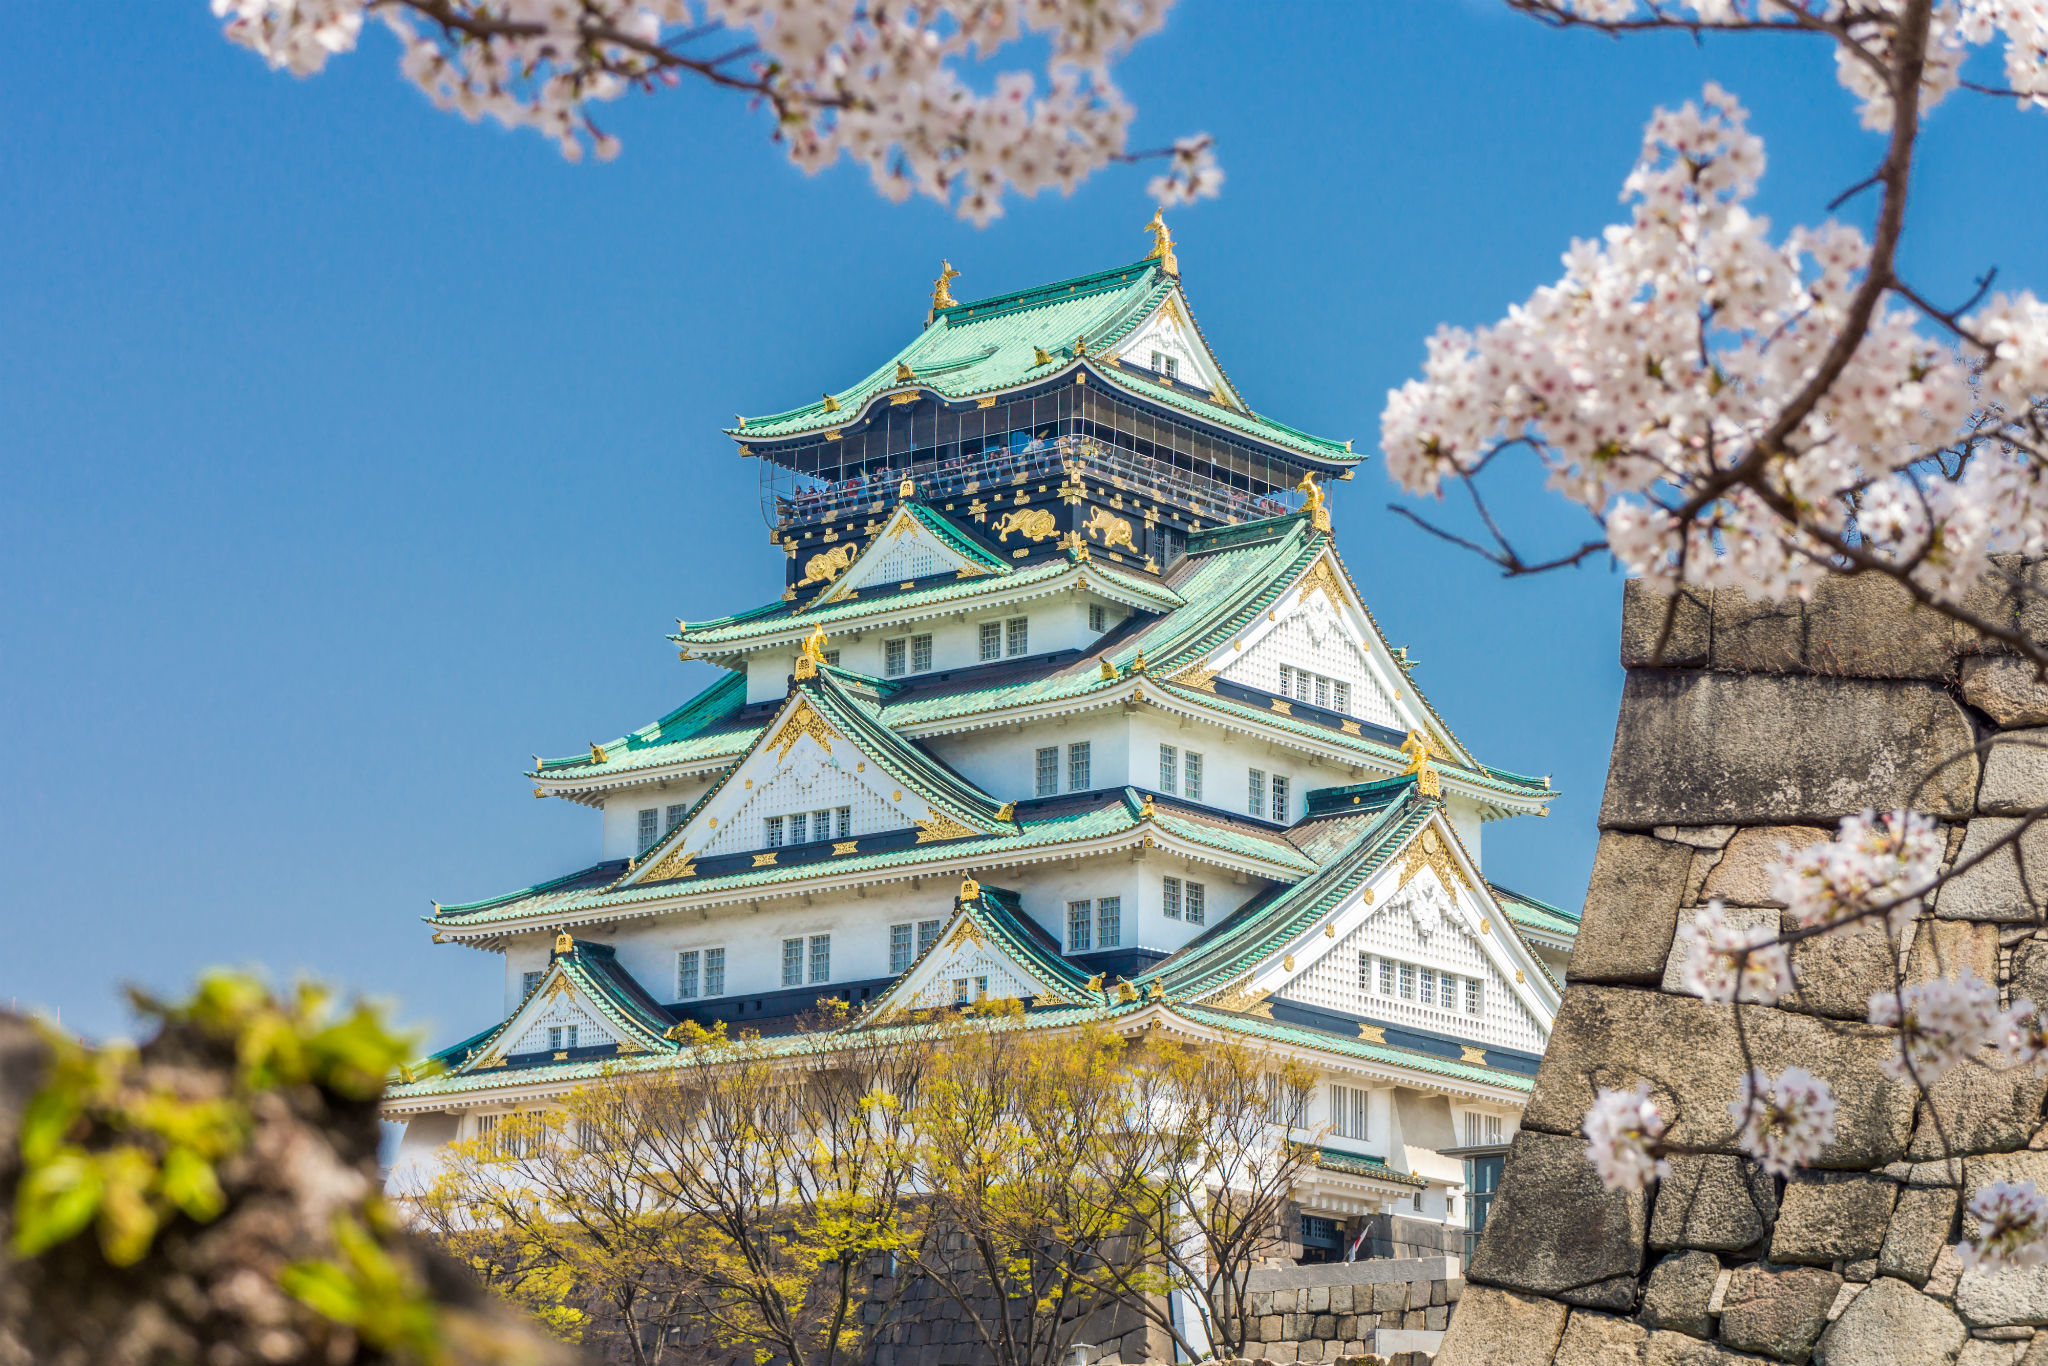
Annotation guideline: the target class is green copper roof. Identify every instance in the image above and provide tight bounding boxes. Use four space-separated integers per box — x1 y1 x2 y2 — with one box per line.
1309 1146 1430 1187
728 257 1353 463
534 669 756 778
1489 881 1581 940
1174 1005 1534 1095
443 938 678 1077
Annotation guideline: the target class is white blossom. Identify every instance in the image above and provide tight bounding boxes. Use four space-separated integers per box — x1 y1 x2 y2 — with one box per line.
1729 1067 1837 1178
1582 1082 1668 1192
1678 901 1793 1004
1995 999 2048 1069
1772 811 1943 935
1868 971 2001 1085
1960 1179 2048 1273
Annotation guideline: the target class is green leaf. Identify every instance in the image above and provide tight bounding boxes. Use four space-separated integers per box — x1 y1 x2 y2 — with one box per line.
12 1149 104 1257
280 1259 365 1325
158 1145 226 1223
95 1146 160 1266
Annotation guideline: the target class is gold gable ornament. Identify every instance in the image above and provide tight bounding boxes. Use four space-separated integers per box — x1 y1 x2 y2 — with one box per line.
642 847 696 882
1400 729 1443 798
1143 209 1178 276
915 811 976 844
959 876 981 904
1114 979 1137 1004
1296 471 1330 534
793 625 830 680
554 931 573 956
929 259 961 317
772 697 837 760
896 362 916 383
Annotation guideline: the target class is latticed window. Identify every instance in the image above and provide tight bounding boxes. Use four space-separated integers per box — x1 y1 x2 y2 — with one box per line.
1357 952 1372 991
1035 746 1059 797
1248 768 1266 818
1465 978 1483 1016
522 971 544 997
1159 744 1178 794
1162 876 1182 920
1271 775 1290 823
979 621 1002 661
1418 967 1437 1004
666 803 686 833
1263 1073 1309 1127
1333 681 1352 714
1089 603 1107 633
809 934 831 984
953 978 971 1004
764 816 785 848
1399 962 1415 999
1315 675 1330 708
885 638 906 676
1185 881 1206 926
911 633 933 672
1332 1085 1371 1140
1097 896 1122 949
1379 957 1396 995
638 807 659 850
1067 741 1091 791
704 947 724 997
1067 900 1093 952
1463 1111 1503 1146
836 806 852 839
917 919 942 954
677 950 701 1000
1184 751 1203 800
788 812 808 844
1005 617 1028 656
890 923 914 973
782 938 804 987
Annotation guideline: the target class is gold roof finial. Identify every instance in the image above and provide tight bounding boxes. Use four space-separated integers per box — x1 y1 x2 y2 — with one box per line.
959 875 981 903
554 931 573 956
930 260 961 318
1138 792 1155 821
1401 729 1443 798
821 393 840 412
793 624 829 680
1085 972 1106 993
589 742 608 764
896 362 916 383
1297 471 1330 533
899 476 916 499
1143 209 1178 275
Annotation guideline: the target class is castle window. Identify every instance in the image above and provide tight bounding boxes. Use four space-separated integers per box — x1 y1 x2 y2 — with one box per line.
917 919 942 954
890 923 914 973
637 807 659 850
522 971 544 997
1463 1111 1503 1146
1465 978 1483 1016
884 638 906 676
1035 746 1059 797
1332 1085 1371 1141
1096 896 1122 949
1333 681 1352 714
704 947 724 996
1089 603 1108 633
547 1025 578 1052
1357 952 1371 991
836 806 852 839
1271 775 1291 822
1067 900 1093 953
1248 768 1266 818
782 938 804 987
975 975 989 999
911 633 933 672
764 816 785 848
1067 741 1092 791
1005 617 1028 656
1315 675 1330 708
809 934 831 984
677 950 700 999
1398 962 1415 999
1185 881 1206 925
1418 967 1437 1004
788 812 807 844
1159 744 1178 795
1151 351 1179 381
1263 1074 1308 1127
1379 957 1395 995
979 621 1002 662
1163 876 1181 920
1185 751 1203 800
954 978 971 1004
666 803 686 834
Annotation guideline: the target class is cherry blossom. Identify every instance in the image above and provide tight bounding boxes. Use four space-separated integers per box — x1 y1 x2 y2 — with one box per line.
1868 971 2001 1085
1583 1082 1669 1192
1960 1179 2048 1272
211 0 1211 221
1728 1067 1837 1178
1995 999 2048 1068
1677 901 1794 1004
1771 810 1943 935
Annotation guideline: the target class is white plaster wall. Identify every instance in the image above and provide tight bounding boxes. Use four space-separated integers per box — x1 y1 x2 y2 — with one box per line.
503 931 556 1014
923 710 1131 807
598 774 716 860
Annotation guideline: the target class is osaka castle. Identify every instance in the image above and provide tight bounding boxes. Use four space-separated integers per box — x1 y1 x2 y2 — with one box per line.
385 220 1579 1259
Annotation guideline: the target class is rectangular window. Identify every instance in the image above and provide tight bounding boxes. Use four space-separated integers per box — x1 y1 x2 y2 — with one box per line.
1333 1085 1371 1141
1295 670 1313 702
1278 665 1294 699
884 638 906 677
824 649 840 667
1164 356 1179 380
475 1112 501 1155
911 633 933 672
1035 746 1060 797
979 621 1003 662
1271 775 1290 823
1097 896 1122 949
677 950 700 1000
1185 751 1203 801
1399 962 1415 1000
1068 741 1092 791
1418 967 1437 1005
1185 881 1206 926
522 971 543 997
1159 744 1178 795
704 947 724 997
1248 768 1266 819
788 812 807 845
1443 974 1460 1010
1333 681 1351 715
917 919 942 954
1358 952 1372 991
1089 603 1107 633
638 807 659 850
953 978 971 1004
1263 1073 1308 1127
809 934 831 984
974 975 989 999
836 806 852 839
782 938 804 987
1379 957 1396 995
890 923 914 973
765 816 785 848
1315 675 1330 708
666 803 686 833
1005 617 1028 656
1465 978 1483 1016
1163 876 1181 920
1067 900 1093 953
547 1026 562 1052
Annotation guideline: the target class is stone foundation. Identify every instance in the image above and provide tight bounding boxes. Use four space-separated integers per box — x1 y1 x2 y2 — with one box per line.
1435 575 2048 1366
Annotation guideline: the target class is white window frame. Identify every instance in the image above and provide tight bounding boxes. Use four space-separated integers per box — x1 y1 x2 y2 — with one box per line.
1248 768 1266 819
1185 751 1204 801
1067 899 1093 953
1159 744 1178 795
1067 741 1091 791
809 933 831 984
884 638 907 677
1185 880 1206 926
979 621 1003 662
782 937 804 987
890 923 915 973
1005 616 1028 657
1162 875 1181 920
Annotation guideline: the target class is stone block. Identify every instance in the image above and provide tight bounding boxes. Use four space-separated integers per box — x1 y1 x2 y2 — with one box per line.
1935 818 2048 922
1425 1305 1447 1331
1330 1285 1352 1315
1622 578 1711 668
1261 1314 1283 1342
1571 832 1698 985
1787 914 1897 1021
1909 920 2003 985
1372 1283 1403 1313
1648 1154 1777 1253
1814 1276 1968 1366
1465 1131 1646 1310
1641 1330 1766 1366
1315 1314 1337 1337
1701 826 1834 906
1710 585 1806 673
1966 1152 2048 1226
1306 1286 1330 1314
1908 1060 2048 1159
1959 1341 2029 1366
1802 573 1962 680
1957 1268 2048 1328
1524 987 1917 1168
1337 1313 1357 1338
1719 1264 1843 1364
1977 730 2048 815
1880 1185 1959 1287
1402 1311 1424 1330
1430 1286 1569 1366
1297 1341 1324 1364
1267 1345 1298 1364
1600 671 1978 828
1773 1174 1898 1265
1963 657 2048 729
1553 1309 1648 1366
1640 1250 1720 1338
1661 904 1776 997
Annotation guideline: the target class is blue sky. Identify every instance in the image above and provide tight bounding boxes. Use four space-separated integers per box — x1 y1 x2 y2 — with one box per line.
5 4 2045 1045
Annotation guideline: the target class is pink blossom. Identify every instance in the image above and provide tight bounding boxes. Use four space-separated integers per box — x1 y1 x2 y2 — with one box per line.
1960 1180 2048 1273
1729 1067 1837 1178
1582 1082 1668 1192
1868 971 2001 1086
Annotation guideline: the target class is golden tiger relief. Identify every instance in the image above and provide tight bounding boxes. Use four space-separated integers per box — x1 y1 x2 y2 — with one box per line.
991 508 1057 542
798 543 857 586
1081 507 1136 553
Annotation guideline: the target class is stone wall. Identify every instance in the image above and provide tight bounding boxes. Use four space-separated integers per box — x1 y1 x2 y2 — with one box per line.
1436 575 2048 1366
1239 1256 1462 1364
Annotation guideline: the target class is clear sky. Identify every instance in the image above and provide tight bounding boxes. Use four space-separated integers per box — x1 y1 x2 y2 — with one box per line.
5 4 2045 1046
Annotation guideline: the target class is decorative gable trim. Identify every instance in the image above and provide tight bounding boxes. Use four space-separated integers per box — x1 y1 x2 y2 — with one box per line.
455 940 676 1075
805 503 1002 609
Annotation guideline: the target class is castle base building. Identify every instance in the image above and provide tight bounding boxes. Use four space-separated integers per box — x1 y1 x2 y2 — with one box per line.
385 224 1579 1262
